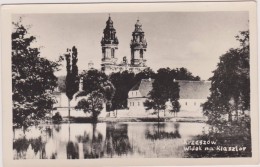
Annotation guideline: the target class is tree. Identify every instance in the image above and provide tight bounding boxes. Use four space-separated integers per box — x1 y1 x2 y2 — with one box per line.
65 46 79 121
75 91 104 123
109 68 156 112
109 71 136 111
172 67 200 81
80 69 108 95
52 112 63 124
144 68 180 121
134 67 156 83
75 69 115 121
12 20 60 128
101 81 116 111
203 31 250 126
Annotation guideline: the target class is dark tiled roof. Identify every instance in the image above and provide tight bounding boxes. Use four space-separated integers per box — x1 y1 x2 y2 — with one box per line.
176 80 211 99
129 79 211 99
130 79 154 97
130 81 142 91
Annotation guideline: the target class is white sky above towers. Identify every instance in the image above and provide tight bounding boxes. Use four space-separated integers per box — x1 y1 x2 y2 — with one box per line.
13 12 248 80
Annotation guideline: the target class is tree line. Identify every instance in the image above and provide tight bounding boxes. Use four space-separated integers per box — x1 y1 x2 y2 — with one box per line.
203 30 250 129
57 67 200 122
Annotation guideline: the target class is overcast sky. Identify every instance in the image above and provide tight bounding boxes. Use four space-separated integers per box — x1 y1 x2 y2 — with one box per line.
13 12 248 80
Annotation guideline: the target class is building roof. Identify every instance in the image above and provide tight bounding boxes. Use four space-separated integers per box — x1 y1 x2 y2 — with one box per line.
129 79 211 99
130 78 154 97
176 80 211 99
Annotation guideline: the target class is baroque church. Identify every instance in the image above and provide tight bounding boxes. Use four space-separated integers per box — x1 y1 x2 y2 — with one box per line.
100 16 148 75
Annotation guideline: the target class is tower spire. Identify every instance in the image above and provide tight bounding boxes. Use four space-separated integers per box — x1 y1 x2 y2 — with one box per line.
101 15 119 71
130 18 147 67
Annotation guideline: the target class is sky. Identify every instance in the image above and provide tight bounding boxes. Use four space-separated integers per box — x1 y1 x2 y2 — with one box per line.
13 12 248 80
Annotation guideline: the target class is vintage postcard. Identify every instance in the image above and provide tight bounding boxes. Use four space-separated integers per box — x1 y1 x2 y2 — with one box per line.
1 1 259 167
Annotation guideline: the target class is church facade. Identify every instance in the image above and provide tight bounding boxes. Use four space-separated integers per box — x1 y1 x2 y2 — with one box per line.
101 16 148 75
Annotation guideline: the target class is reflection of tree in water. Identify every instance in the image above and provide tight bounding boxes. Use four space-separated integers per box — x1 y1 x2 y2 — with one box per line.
145 123 181 140
75 123 104 159
45 127 53 138
66 141 79 159
13 136 47 159
37 125 53 138
105 123 132 157
30 137 47 158
53 124 61 133
50 152 57 159
13 137 30 159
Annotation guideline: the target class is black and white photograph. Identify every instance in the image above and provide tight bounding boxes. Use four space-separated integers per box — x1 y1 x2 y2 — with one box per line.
1 2 258 166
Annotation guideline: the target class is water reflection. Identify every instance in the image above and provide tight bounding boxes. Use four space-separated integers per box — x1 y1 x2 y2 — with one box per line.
13 136 47 159
13 122 205 159
105 123 132 157
145 123 181 140
66 142 79 159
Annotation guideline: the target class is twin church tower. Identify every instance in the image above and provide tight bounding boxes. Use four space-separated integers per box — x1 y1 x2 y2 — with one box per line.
100 15 148 75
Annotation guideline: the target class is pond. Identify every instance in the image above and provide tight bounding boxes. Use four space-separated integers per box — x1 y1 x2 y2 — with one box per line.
13 122 207 159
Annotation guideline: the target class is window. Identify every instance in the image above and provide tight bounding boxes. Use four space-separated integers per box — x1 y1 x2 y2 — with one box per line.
140 50 143 58
136 92 137 96
129 102 131 106
133 102 134 106
194 102 196 106
132 92 133 96
138 102 140 106
185 102 187 106
111 49 114 58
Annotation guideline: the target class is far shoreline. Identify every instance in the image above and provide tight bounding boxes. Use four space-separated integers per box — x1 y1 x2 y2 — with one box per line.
50 116 207 124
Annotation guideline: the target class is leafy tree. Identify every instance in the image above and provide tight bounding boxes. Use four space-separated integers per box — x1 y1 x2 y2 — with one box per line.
172 67 200 81
75 69 115 121
109 71 136 111
65 46 79 121
101 81 116 111
12 20 60 128
52 112 63 124
134 67 156 83
144 68 180 120
80 69 108 95
109 68 155 112
75 91 105 123
203 31 250 126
